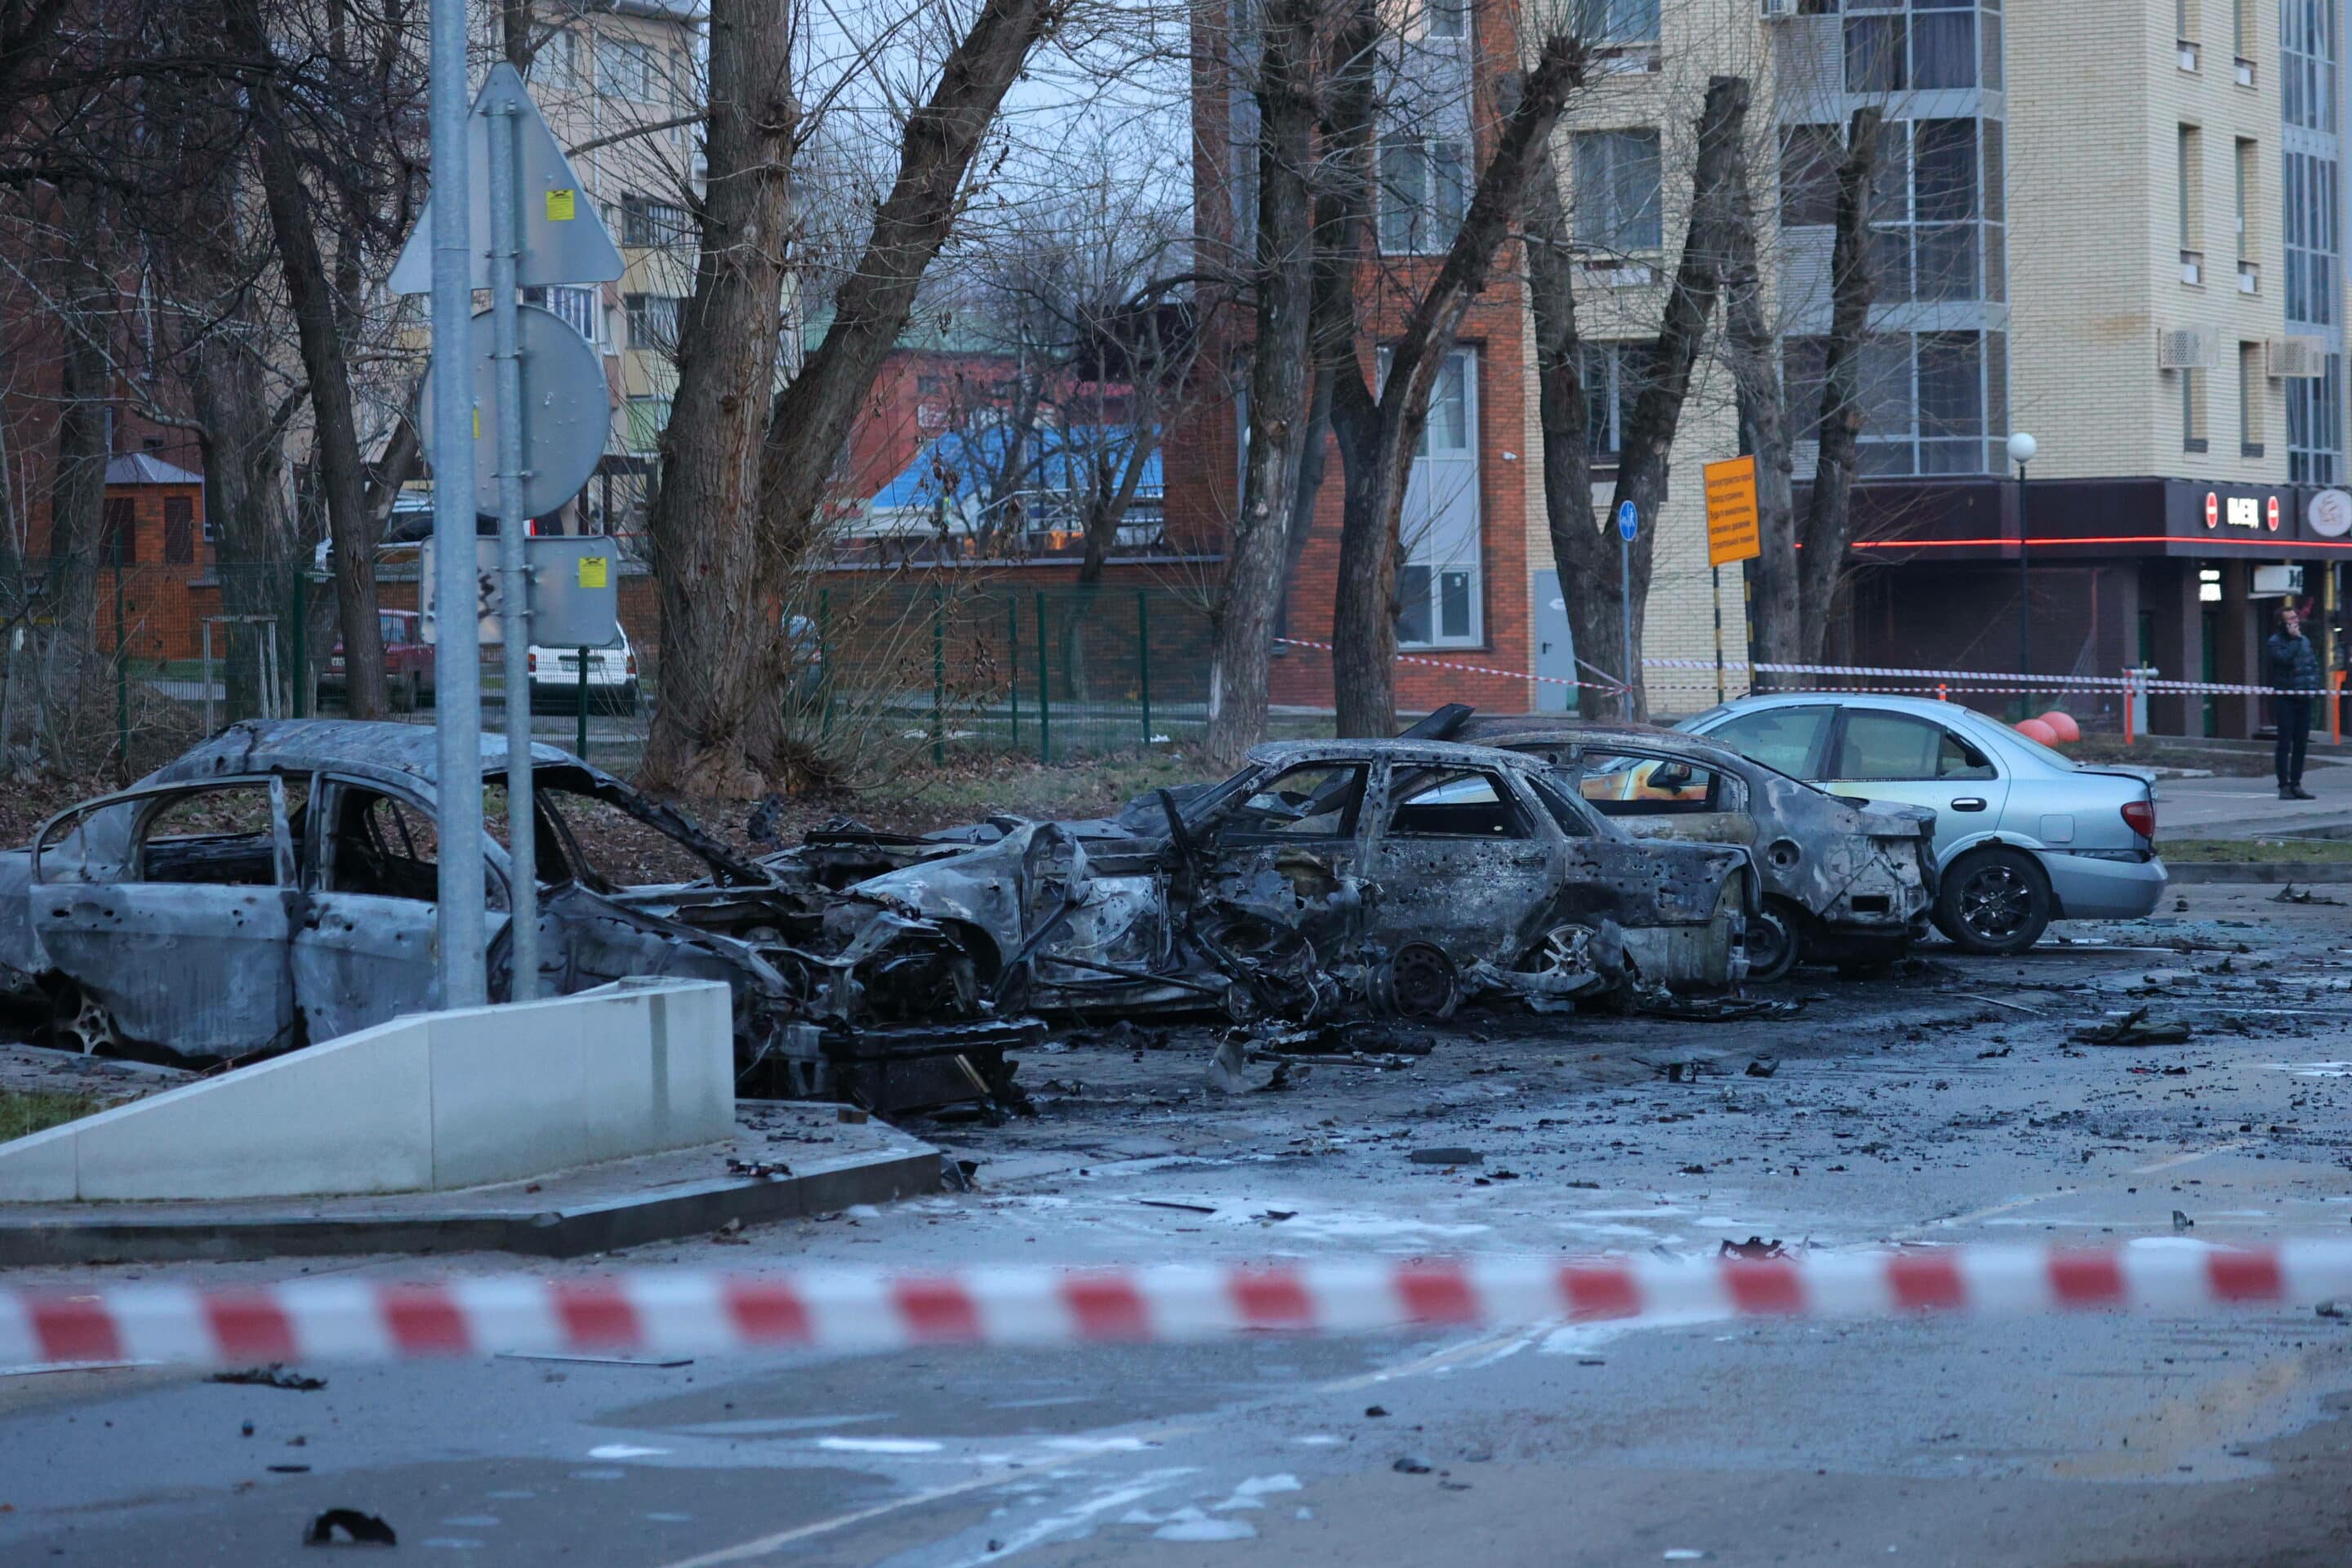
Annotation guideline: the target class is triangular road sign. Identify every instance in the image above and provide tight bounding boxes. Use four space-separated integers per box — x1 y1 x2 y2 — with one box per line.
390 62 626 295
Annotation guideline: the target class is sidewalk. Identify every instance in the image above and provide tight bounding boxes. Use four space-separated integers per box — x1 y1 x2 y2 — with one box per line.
2156 753 2352 838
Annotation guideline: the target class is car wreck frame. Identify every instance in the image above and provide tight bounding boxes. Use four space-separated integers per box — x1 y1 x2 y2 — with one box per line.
787 739 1759 1022
0 721 1034 1114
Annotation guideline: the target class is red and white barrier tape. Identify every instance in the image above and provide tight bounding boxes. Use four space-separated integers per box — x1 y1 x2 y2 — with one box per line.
1286 638 2324 703
5 1245 2345 1368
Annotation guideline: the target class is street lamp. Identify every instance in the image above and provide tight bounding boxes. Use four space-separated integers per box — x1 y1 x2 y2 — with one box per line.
2009 431 2038 705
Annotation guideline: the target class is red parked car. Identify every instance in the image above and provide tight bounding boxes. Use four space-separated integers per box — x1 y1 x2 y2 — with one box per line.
323 609 436 712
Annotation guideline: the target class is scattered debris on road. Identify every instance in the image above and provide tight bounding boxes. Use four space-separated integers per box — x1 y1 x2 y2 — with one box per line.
1720 1236 1788 1259
209 1365 324 1392
2073 1007 2194 1046
304 1508 396 1547
2273 884 2345 906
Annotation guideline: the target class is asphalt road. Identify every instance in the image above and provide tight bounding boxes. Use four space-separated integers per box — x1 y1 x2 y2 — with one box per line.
7 884 2352 1566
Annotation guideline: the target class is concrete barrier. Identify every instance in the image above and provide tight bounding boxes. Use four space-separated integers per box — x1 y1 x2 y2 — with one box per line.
0 978 733 1202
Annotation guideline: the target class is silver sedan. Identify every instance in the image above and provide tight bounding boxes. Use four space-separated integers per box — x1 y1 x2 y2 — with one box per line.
1677 694 2166 954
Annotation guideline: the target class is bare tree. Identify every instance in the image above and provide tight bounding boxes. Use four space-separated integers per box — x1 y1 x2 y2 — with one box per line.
1528 73 1750 721
637 0 798 796
1324 33 1585 738
642 0 1066 793
1743 107 1882 666
1202 0 1321 765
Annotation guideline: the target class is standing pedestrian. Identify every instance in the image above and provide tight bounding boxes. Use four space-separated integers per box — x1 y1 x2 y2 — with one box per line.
2266 603 2323 801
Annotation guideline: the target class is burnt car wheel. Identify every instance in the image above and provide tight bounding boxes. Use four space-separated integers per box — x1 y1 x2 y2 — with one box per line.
1386 942 1459 1019
1933 847 2051 956
49 982 121 1056
1744 903 1800 984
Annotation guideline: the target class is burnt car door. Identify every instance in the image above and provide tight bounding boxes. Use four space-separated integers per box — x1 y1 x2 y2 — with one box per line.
1191 760 1371 958
30 776 300 1055
1363 761 1557 963
292 775 511 1040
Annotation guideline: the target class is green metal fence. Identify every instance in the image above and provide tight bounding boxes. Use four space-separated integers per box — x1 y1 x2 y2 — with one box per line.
802 579 1214 764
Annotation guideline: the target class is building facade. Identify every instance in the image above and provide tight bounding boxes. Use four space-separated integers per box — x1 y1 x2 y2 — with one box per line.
1180 0 2352 735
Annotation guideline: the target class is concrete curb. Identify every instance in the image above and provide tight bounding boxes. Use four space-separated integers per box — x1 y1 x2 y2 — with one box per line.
0 1143 943 1267
2166 861 2352 884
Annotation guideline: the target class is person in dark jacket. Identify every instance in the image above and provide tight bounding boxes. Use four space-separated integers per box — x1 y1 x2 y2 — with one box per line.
2266 604 2323 800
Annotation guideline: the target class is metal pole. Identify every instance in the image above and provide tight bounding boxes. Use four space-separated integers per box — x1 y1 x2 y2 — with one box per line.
1035 590 1051 764
2016 460 2032 708
113 558 127 780
489 96 537 1002
428 0 488 1009
1136 589 1152 750
1712 564 1724 706
576 648 590 759
930 582 945 766
1617 527 1635 723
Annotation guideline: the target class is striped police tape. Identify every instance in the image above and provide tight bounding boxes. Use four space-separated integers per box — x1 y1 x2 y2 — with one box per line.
6 1244 2349 1369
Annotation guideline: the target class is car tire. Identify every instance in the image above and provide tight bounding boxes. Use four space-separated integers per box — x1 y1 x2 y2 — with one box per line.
1744 901 1802 984
391 671 420 713
1932 847 2051 956
615 682 638 716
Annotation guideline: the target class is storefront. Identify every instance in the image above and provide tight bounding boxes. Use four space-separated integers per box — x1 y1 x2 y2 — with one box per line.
1834 476 2352 739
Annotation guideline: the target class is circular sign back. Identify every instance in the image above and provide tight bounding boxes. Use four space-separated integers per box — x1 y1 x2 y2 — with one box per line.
2310 488 2352 538
419 304 610 518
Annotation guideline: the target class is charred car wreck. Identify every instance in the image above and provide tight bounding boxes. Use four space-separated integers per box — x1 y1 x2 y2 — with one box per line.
1431 712 1938 980
0 722 1031 1113
773 740 1758 1020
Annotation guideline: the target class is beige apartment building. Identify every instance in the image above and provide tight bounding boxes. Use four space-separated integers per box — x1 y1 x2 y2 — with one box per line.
464 0 710 541
1514 0 2350 736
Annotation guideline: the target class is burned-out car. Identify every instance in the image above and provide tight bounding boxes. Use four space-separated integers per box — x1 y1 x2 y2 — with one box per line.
773 739 1758 1019
0 721 1031 1111
1428 710 1937 980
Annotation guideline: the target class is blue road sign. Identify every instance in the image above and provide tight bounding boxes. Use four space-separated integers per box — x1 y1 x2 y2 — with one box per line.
1616 500 1639 541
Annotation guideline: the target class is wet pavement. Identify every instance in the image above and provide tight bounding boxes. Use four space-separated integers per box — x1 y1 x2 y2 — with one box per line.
7 882 2352 1565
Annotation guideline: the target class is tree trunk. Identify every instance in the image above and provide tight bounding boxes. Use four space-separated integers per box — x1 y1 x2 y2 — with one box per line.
1794 107 1882 662
636 0 798 797
1325 37 1587 737
222 0 387 719
1202 0 1320 765
188 329 296 722
42 190 110 753
1719 125 1794 672
756 0 1059 566
1530 74 1748 721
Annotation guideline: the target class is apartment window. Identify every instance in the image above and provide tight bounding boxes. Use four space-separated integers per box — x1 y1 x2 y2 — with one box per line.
1379 136 1469 253
1424 0 1465 38
526 284 599 343
2285 0 2339 132
626 395 671 456
2241 341 2266 455
1865 118 1999 305
2234 139 2257 261
1845 14 1904 92
1579 341 1656 464
1842 4 1983 95
534 29 584 91
2183 367 2209 452
1573 130 1663 253
625 293 683 353
1575 0 1659 44
2179 124 2204 282
597 36 653 100
1788 328 2007 478
2284 149 2341 327
2234 0 2254 61
1779 124 1844 228
2177 0 2198 40
1396 348 1481 649
620 194 693 247
2290 354 2345 482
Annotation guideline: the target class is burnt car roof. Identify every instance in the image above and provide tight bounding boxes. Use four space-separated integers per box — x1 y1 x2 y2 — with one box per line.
1242 737 1568 773
146 719 589 789
1446 719 1757 767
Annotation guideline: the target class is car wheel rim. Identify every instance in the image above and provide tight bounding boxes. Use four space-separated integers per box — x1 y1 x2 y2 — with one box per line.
1535 924 1593 977
1958 865 2032 941
1748 911 1793 975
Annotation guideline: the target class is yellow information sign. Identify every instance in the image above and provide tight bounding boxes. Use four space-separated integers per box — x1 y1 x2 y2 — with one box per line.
577 555 609 590
1704 455 1761 567
545 188 577 221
